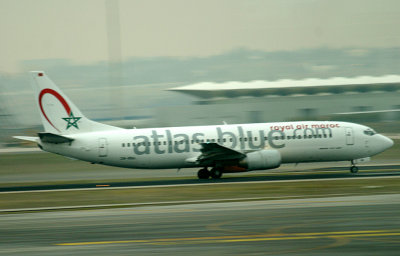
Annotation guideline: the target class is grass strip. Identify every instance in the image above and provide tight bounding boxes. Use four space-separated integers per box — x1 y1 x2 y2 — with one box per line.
1 177 399 212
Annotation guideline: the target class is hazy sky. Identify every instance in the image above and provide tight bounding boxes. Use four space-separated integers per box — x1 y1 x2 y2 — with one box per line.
1 0 400 73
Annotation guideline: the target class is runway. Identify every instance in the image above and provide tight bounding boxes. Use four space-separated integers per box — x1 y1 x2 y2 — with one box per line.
1 164 399 193
1 194 399 256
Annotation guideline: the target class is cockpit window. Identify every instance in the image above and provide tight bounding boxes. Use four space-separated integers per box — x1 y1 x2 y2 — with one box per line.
364 129 376 136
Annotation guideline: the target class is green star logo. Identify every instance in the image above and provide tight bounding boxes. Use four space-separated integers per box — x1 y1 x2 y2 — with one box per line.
62 112 82 130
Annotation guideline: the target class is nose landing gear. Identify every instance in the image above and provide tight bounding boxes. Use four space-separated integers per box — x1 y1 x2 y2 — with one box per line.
350 160 359 173
350 165 359 173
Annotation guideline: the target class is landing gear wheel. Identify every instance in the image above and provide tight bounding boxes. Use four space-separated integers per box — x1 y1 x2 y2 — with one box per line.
210 168 223 179
350 166 359 173
197 168 210 179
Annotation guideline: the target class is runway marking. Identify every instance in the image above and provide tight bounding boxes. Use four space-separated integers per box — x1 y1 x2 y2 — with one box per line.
56 229 400 246
220 233 400 243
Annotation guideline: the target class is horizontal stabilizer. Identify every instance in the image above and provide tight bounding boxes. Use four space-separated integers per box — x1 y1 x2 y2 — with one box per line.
38 132 74 144
13 136 39 143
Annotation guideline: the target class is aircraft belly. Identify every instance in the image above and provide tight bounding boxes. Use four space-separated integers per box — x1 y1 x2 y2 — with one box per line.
280 143 351 163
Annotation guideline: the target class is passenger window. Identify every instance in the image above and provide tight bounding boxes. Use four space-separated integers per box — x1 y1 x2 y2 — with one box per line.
122 143 125 147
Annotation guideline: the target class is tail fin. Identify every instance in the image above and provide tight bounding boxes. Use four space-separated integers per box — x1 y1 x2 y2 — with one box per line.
30 71 121 134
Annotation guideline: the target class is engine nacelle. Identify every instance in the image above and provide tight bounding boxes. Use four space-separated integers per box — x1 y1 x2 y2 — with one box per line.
239 149 281 171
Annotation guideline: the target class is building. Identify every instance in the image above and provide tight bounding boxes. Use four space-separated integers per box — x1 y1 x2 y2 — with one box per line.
155 75 400 126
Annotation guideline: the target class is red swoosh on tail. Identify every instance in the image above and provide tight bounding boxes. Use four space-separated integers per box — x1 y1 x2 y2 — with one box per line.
38 88 71 132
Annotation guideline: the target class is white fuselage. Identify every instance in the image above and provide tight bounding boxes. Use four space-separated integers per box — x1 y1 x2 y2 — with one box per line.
40 121 393 171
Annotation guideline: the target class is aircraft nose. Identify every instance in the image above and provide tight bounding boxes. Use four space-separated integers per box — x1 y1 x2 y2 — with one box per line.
386 136 394 149
381 135 394 150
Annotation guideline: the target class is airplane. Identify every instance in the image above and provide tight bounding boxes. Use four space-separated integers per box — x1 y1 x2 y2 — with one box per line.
14 71 394 179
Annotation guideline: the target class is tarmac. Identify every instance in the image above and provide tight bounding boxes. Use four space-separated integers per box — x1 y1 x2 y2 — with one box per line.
0 194 399 256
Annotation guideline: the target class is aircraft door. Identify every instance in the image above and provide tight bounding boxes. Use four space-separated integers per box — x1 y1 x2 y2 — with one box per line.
345 127 354 145
98 138 108 157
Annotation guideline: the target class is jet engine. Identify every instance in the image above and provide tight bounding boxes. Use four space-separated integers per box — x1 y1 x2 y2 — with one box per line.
239 149 281 171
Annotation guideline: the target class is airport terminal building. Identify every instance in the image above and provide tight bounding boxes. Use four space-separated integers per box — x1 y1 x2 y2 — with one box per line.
156 76 400 127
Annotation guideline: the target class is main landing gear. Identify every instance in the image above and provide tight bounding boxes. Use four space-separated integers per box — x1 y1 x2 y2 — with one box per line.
350 160 359 173
197 168 210 179
197 167 223 179
210 167 223 179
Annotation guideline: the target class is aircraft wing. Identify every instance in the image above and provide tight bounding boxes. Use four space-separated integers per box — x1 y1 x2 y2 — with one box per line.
196 143 245 165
